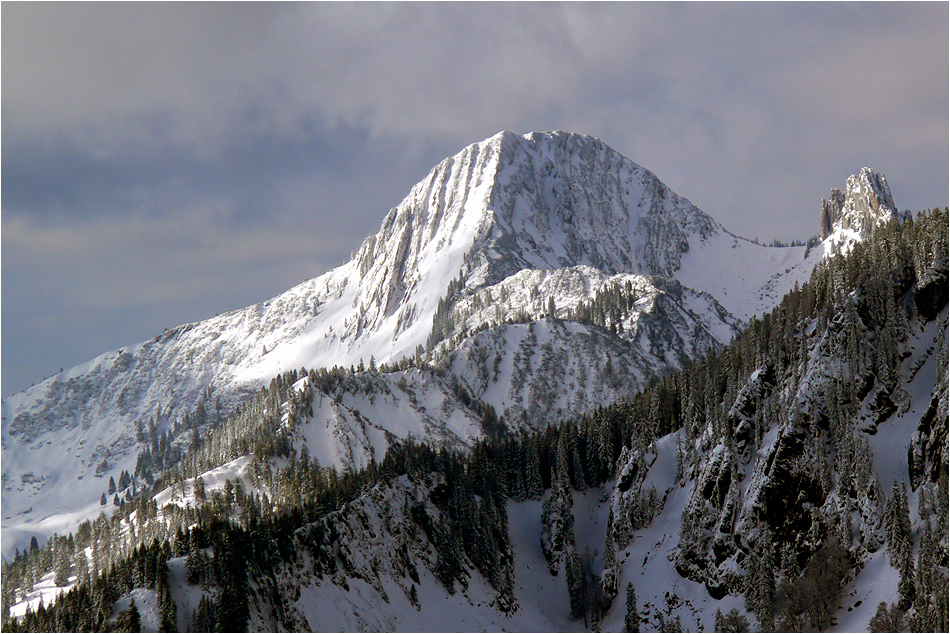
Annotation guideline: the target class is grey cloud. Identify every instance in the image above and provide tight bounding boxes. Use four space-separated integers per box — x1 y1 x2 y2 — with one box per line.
3 112 387 227
2 2 946 395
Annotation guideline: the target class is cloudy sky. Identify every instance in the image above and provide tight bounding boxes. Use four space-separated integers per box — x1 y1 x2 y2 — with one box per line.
2 3 947 396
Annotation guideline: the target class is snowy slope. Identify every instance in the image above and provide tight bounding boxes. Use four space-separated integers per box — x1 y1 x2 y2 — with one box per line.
231 304 735 477
261 475 577 632
5 211 941 634
219 251 946 634
831 311 948 631
272 303 945 633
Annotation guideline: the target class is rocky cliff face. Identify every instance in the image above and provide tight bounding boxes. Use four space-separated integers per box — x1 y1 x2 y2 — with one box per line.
477 131 721 282
820 167 898 239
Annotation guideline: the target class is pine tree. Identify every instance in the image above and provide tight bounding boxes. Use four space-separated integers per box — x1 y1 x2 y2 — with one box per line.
192 596 216 632
75 545 91 587
868 601 905 632
597 415 615 482
896 482 912 558
194 476 206 503
212 531 246 632
469 496 500 587
745 540 774 631
185 541 207 586
556 432 570 488
432 515 463 594
716 608 752 633
568 430 587 491
625 582 639 632
524 436 543 499
897 550 916 611
565 550 585 620
885 480 913 566
53 542 71 587
128 598 141 633
158 581 176 632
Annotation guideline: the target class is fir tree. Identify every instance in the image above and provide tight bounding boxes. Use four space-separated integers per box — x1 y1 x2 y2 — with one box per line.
128 598 141 633
53 543 71 587
745 539 774 631
897 550 916 611
625 582 639 632
868 601 905 632
716 608 751 633
194 476 206 503
524 436 543 499
565 550 585 620
714 608 725 632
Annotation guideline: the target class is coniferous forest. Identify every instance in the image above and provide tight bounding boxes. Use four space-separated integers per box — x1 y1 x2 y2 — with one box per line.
2 208 947 632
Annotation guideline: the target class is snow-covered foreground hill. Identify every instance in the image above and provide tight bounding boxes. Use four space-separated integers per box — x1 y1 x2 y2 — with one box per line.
2 131 903 562
247 304 945 632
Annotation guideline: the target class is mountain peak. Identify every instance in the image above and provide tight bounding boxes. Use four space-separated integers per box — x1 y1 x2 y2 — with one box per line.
819 167 897 239
353 131 721 315
478 130 721 280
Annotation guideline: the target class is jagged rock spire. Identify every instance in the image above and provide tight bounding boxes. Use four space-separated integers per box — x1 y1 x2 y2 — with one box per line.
819 167 897 239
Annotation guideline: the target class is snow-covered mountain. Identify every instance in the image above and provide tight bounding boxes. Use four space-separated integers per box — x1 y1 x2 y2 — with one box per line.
190 208 950 632
12 207 942 632
1 131 896 559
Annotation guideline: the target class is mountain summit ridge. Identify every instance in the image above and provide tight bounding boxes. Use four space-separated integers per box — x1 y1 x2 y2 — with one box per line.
482 131 722 281
350 130 722 308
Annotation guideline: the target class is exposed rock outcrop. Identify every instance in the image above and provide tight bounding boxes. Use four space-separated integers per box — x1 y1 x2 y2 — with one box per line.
820 167 899 239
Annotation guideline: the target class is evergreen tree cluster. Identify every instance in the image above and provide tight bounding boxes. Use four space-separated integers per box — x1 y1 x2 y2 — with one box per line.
567 277 643 334
426 274 465 352
724 209 948 631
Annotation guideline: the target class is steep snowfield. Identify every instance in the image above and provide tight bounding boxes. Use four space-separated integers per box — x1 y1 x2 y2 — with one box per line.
288 496 584 632
830 309 948 631
677 231 814 321
233 433 751 632
1 131 893 559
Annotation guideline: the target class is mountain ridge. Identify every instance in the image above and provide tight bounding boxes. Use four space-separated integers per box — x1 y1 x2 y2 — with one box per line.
1 131 900 560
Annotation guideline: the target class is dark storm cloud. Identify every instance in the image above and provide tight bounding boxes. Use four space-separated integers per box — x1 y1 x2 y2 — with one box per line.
2 2 947 396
